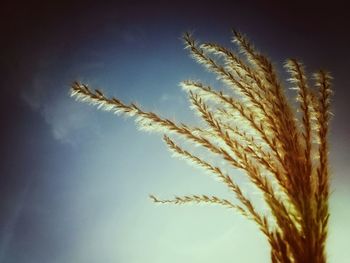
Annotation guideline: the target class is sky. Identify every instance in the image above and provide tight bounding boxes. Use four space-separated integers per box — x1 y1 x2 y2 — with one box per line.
1 1 350 262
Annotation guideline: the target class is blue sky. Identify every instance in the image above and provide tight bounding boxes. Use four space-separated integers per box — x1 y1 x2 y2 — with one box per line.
1 1 350 262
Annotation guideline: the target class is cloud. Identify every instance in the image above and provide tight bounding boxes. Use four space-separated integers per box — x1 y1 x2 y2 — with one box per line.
160 92 185 104
41 98 101 145
160 93 170 102
20 77 47 111
20 65 102 145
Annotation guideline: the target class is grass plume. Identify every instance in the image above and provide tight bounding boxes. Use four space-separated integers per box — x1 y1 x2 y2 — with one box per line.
70 30 332 263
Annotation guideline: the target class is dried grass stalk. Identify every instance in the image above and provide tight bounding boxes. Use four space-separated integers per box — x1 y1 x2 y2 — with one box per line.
70 30 332 263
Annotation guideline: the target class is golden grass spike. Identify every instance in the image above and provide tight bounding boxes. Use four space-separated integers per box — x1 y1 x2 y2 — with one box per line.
180 80 278 154
285 59 313 192
312 70 332 263
183 33 265 107
163 135 241 187
187 90 288 192
149 194 248 216
314 70 332 197
232 31 304 180
71 31 332 263
201 42 276 110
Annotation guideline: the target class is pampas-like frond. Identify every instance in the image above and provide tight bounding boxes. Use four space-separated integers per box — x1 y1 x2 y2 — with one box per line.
70 31 332 263
149 194 248 217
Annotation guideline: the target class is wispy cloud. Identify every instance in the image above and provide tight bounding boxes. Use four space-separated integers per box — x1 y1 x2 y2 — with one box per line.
20 64 103 145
